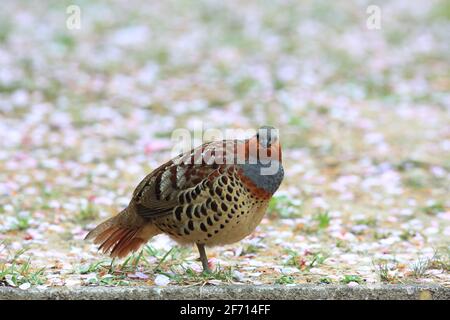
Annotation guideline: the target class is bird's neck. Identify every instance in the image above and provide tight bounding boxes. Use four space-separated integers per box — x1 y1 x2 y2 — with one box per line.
239 158 284 195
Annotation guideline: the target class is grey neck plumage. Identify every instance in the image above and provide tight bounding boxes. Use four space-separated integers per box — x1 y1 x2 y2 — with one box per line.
239 159 284 194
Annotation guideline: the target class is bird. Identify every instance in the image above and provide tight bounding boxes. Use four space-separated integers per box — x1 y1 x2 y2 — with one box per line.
85 125 284 272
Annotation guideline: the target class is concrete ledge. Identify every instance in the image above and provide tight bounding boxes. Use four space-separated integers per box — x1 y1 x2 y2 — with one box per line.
0 284 449 300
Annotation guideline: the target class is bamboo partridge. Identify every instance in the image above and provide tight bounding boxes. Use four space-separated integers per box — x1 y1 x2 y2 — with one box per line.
85 126 284 272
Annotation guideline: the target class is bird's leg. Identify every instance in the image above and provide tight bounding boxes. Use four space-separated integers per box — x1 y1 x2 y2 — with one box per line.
196 243 211 273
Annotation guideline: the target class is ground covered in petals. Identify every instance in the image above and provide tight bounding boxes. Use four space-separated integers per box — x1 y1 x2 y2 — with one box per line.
0 0 449 289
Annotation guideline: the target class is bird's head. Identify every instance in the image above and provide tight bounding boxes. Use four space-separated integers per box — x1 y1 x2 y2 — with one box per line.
239 126 284 193
246 125 282 164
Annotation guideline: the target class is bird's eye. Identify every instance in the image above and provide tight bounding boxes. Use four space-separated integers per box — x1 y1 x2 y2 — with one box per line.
256 126 278 149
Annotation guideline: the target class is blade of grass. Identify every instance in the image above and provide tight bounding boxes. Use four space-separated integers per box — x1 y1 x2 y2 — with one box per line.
153 248 174 272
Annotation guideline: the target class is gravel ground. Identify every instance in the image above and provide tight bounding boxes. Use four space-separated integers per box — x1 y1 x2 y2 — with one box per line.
0 0 449 291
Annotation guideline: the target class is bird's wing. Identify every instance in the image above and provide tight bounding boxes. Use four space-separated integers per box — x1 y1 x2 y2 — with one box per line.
131 140 241 219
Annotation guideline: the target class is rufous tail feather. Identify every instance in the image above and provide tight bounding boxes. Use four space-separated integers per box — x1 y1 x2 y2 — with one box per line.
84 208 160 258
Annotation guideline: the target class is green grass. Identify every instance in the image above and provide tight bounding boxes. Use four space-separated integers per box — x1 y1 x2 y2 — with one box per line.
0 19 11 44
430 0 450 20
275 275 295 285
14 215 31 231
403 175 426 189
119 251 147 272
400 229 416 241
314 211 330 229
0 248 46 287
420 202 446 216
79 260 110 275
153 247 175 272
75 203 99 222
77 245 196 285
283 248 302 268
232 77 258 97
410 250 450 278
340 275 363 284
163 264 235 285
78 245 195 285
54 33 76 51
335 239 348 249
376 263 391 282
429 248 450 271
373 261 400 283
283 249 328 270
241 244 260 255
373 230 391 240
308 252 329 268
287 116 310 129
411 257 431 278
267 195 301 219
319 277 332 284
